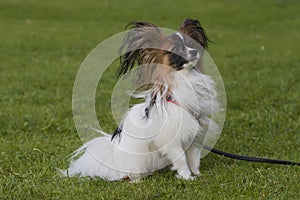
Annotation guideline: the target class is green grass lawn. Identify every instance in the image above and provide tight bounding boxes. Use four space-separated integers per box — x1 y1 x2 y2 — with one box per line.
1 0 299 199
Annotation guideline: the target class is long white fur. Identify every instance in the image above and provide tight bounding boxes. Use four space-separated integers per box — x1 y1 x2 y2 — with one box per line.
63 65 219 181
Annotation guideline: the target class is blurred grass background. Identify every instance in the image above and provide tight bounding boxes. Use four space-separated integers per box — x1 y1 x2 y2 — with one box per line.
0 0 299 199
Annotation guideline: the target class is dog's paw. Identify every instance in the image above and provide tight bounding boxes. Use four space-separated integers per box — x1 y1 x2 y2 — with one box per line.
175 173 195 180
170 165 176 171
191 169 201 176
175 169 194 180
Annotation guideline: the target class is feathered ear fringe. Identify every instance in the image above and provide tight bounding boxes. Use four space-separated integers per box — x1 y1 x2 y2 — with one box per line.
180 18 209 49
117 21 164 78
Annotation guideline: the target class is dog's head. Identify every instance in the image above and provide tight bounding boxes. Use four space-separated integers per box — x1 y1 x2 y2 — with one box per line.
118 18 209 77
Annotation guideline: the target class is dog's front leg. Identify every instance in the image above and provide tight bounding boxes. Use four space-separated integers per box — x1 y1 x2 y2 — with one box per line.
165 146 193 180
186 143 201 175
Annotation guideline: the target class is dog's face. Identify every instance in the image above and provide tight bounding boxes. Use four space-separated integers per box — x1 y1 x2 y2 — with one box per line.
161 32 201 71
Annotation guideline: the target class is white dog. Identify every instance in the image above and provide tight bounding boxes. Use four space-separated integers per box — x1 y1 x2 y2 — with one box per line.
63 19 219 181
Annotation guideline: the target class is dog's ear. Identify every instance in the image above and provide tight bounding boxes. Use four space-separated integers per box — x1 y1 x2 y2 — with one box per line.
180 19 209 49
117 21 164 77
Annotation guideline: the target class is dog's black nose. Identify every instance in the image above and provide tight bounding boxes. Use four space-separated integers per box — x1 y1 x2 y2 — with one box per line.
189 50 197 57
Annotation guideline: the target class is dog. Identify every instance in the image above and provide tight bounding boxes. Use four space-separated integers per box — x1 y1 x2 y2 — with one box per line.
63 18 220 181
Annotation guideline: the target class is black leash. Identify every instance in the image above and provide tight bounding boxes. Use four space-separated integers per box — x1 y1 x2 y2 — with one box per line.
203 146 300 166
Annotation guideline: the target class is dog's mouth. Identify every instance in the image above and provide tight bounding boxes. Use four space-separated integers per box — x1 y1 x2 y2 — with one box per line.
168 51 199 71
174 59 198 71
183 61 196 69
181 54 199 70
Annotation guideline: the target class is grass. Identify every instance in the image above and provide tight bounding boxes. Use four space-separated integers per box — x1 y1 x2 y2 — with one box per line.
0 0 299 199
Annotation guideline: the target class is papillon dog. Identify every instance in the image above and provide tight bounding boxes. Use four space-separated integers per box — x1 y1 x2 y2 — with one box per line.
63 19 220 181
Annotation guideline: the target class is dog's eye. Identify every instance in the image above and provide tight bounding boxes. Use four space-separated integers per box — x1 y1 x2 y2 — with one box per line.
172 46 183 54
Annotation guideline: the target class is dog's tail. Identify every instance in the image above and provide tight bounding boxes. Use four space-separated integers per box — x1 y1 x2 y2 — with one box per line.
60 136 130 180
61 127 166 181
